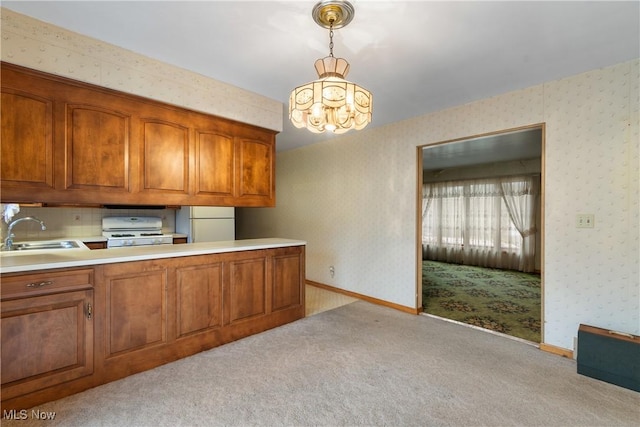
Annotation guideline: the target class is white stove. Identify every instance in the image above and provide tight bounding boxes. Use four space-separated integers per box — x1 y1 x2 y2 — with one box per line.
102 216 173 248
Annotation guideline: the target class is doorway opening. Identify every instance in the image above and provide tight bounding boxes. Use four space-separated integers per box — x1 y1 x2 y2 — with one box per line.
416 125 544 343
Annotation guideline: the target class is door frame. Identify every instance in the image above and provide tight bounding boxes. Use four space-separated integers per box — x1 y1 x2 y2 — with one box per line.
416 123 546 343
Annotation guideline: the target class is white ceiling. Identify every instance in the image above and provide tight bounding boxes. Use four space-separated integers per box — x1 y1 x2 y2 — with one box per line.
3 1 639 153
422 127 542 170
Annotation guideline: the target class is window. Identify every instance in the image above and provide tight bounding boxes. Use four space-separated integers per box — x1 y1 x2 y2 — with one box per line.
422 175 538 271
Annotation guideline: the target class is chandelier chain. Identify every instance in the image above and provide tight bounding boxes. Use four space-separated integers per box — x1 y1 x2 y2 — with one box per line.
329 20 334 57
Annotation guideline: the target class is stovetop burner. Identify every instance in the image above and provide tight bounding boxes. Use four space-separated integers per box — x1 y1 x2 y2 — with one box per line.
102 216 174 248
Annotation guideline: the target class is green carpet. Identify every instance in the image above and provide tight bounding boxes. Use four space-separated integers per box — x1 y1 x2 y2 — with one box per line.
422 260 541 342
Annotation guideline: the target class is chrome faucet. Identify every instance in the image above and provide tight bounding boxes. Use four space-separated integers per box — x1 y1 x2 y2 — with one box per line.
3 216 47 251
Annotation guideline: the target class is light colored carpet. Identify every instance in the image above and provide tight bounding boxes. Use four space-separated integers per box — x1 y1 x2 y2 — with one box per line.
4 301 639 426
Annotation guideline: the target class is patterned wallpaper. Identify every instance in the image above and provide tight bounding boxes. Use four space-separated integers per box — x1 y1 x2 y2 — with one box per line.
543 61 640 348
239 59 639 351
0 8 282 132
2 8 637 352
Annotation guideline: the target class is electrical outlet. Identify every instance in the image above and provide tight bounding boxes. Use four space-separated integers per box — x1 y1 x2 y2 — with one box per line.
329 265 335 278
576 214 594 228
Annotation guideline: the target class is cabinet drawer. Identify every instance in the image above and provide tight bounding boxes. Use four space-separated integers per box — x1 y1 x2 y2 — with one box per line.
1 268 93 300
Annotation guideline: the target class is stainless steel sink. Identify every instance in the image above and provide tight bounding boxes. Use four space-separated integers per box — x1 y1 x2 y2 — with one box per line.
9 240 81 251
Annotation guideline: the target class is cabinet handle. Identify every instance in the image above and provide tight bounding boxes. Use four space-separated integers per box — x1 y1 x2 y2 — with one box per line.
26 280 53 288
87 303 93 319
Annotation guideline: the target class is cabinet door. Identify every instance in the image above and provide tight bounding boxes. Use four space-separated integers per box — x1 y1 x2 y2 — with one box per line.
227 255 267 324
0 87 55 194
63 103 130 193
1 290 94 400
194 130 235 198
175 262 223 337
271 248 304 312
140 118 189 195
234 129 275 206
103 265 168 357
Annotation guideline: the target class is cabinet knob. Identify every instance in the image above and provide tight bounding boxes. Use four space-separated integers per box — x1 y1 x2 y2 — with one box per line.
26 280 53 288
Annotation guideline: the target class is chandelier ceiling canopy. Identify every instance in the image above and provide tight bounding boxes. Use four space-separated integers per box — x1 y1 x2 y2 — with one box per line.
289 0 372 135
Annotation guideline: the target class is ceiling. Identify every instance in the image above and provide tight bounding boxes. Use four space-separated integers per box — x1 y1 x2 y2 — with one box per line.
422 127 542 171
3 1 639 153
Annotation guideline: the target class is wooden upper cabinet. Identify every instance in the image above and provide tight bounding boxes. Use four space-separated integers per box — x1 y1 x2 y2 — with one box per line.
0 62 277 207
64 104 130 192
194 121 276 206
0 87 54 194
238 138 272 197
140 119 189 194
195 130 235 198
235 128 275 206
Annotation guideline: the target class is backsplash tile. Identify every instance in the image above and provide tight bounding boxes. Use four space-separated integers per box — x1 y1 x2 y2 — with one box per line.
1 207 176 241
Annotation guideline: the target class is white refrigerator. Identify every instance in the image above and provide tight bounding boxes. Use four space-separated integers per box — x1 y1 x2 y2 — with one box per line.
175 206 235 243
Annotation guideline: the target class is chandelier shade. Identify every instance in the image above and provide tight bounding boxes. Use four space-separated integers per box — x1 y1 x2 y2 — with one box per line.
289 57 372 134
289 0 372 134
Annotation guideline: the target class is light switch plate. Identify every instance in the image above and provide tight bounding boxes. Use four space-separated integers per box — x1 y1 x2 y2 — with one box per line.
576 214 595 228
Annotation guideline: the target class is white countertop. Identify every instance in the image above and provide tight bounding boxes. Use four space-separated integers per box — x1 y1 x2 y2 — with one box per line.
0 238 306 274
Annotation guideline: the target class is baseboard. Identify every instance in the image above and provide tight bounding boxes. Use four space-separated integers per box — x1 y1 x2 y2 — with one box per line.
540 343 574 359
306 280 420 315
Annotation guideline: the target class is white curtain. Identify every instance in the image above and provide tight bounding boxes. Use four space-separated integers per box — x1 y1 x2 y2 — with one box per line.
422 175 539 272
500 177 539 272
422 182 465 264
421 184 433 260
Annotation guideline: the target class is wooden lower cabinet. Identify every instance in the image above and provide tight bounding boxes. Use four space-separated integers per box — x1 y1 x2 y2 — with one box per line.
101 262 168 357
175 261 223 338
0 245 305 411
1 269 94 408
228 254 267 324
272 248 304 312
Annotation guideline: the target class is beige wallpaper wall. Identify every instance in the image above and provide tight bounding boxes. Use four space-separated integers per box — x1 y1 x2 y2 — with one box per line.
2 8 637 352
239 59 639 351
0 8 282 132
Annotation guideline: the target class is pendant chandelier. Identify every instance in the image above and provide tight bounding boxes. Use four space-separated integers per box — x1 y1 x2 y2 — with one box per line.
289 0 372 134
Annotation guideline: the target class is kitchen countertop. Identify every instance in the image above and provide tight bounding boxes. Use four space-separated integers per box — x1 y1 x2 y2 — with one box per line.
0 238 306 274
